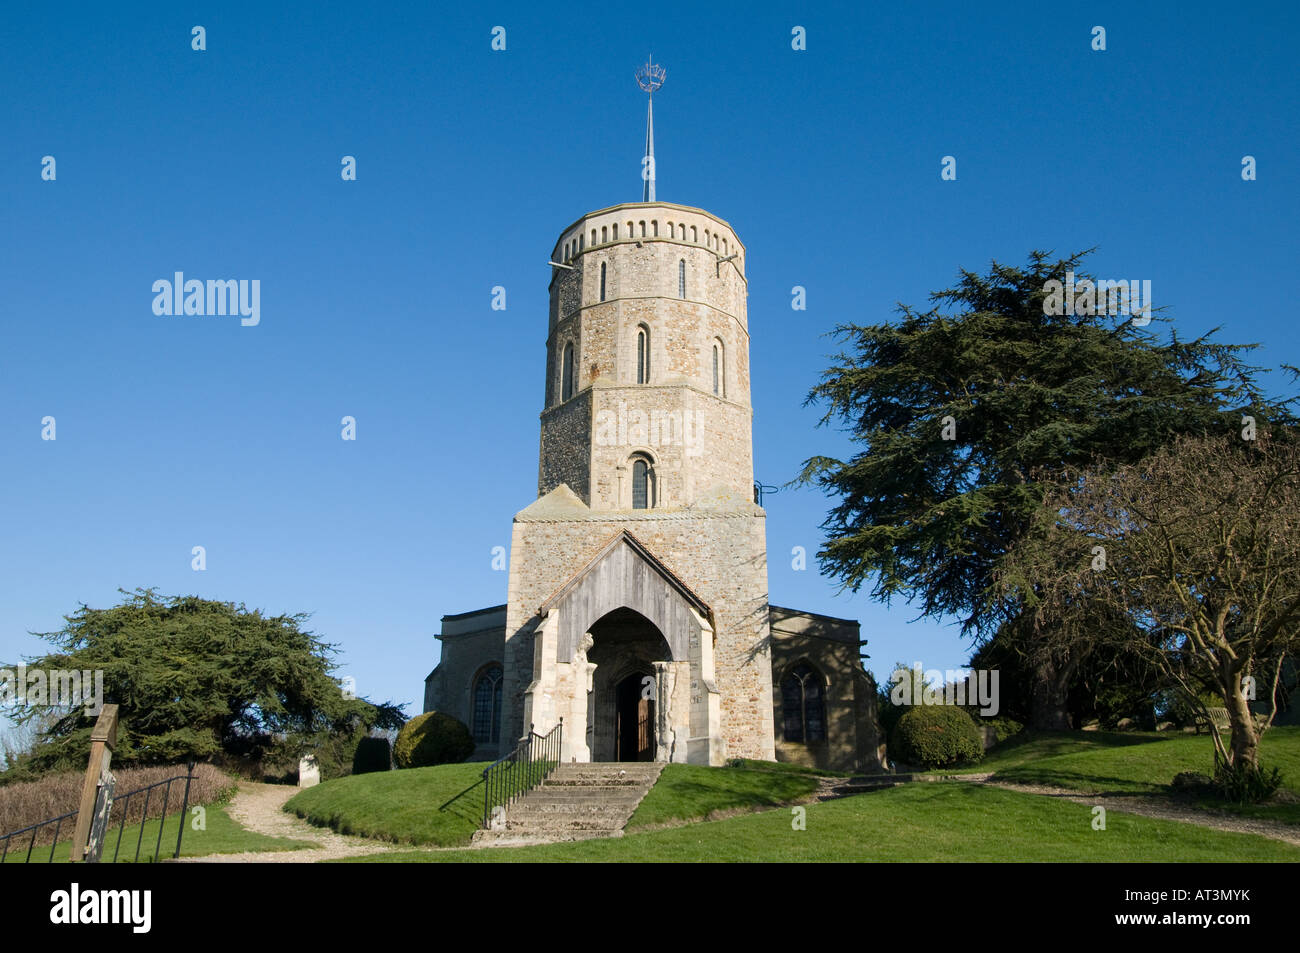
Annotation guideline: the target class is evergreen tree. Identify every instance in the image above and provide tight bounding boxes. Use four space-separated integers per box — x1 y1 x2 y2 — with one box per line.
3 588 405 776
799 250 1295 727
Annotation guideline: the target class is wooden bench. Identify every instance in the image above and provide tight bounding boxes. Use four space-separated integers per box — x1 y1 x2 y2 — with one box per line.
1196 706 1268 735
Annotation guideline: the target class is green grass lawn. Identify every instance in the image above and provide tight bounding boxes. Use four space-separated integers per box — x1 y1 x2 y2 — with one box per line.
340 782 1300 863
283 761 489 847
2 803 312 863
937 726 1300 824
628 763 819 829
283 760 823 844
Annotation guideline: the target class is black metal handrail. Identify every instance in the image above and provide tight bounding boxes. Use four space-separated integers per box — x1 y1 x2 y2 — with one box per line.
0 762 196 864
482 720 562 830
108 765 196 863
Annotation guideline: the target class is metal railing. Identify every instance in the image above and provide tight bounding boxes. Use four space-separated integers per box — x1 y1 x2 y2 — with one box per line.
1 763 196 864
482 720 562 830
1 809 79 863
106 765 196 863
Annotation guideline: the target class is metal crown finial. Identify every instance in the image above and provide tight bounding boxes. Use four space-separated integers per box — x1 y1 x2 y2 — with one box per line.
636 58 666 93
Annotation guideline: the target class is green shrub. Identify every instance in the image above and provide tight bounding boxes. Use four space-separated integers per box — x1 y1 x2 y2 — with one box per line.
1213 760 1284 804
392 712 474 769
984 715 1024 744
352 736 392 775
891 705 983 769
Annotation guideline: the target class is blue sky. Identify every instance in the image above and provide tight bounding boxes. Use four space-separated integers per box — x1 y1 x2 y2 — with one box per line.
2 1 1297 724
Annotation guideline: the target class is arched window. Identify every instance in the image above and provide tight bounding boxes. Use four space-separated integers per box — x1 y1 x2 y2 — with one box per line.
667 222 674 238
472 665 503 744
712 339 725 396
613 223 619 240
691 225 698 242
601 226 608 243
631 456 654 509
652 221 659 237
678 260 686 299
781 663 826 743
600 262 607 302
636 325 650 384
561 342 575 401
591 229 597 246
722 237 728 255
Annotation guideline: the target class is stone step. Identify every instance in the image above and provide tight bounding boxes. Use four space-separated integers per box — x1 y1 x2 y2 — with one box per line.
538 778 651 789
508 804 635 818
504 816 626 826
520 790 642 800
471 762 664 847
472 829 622 847
552 766 660 776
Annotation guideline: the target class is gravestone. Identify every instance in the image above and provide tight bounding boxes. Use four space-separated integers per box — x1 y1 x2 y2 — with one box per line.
298 755 320 788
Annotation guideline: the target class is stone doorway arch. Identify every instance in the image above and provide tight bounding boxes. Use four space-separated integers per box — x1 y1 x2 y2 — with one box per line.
520 531 724 765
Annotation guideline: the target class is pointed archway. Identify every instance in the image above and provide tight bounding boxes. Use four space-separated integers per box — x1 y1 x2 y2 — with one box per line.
520 530 724 765
585 607 670 761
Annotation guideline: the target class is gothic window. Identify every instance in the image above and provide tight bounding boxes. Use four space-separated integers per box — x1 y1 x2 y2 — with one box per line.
600 262 607 302
712 339 725 396
561 342 575 401
472 665 503 744
631 456 655 509
781 662 826 743
636 325 650 384
678 260 686 299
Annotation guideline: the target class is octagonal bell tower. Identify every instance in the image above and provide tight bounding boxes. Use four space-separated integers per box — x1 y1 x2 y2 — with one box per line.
539 204 751 511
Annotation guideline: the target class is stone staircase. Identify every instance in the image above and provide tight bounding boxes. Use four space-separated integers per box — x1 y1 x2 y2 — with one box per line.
471 762 664 847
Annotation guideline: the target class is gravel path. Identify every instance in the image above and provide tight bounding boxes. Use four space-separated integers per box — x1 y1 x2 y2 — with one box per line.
180 783 398 863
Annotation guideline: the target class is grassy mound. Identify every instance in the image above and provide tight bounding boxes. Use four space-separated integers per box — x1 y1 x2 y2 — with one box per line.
627 762 820 829
939 725 1300 823
346 783 1300 863
284 761 489 847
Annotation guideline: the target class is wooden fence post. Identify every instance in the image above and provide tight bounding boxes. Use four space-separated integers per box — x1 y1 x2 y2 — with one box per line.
69 704 118 863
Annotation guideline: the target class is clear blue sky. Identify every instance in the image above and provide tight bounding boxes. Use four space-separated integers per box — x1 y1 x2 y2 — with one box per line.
2 1 1297 722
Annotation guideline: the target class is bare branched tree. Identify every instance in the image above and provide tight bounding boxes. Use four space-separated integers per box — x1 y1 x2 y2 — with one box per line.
999 432 1300 775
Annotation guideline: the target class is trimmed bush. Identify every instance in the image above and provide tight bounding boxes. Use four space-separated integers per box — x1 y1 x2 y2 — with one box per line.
891 705 983 769
352 736 392 775
392 712 474 769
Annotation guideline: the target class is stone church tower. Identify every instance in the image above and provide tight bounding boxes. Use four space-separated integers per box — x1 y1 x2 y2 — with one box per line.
504 200 772 765
424 74 881 771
